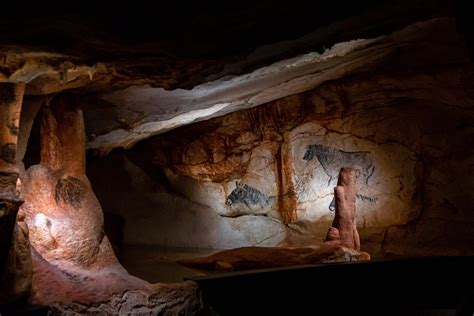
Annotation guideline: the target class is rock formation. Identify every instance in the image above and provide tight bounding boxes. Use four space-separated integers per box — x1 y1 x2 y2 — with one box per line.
0 82 31 304
18 98 205 313
178 245 369 273
19 98 147 304
324 168 360 251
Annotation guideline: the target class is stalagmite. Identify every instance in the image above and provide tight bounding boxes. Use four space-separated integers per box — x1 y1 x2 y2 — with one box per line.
19 97 149 304
17 97 204 313
324 167 360 251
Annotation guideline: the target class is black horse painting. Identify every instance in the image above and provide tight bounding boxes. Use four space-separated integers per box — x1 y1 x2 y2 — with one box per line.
303 144 376 211
303 144 375 186
226 182 272 209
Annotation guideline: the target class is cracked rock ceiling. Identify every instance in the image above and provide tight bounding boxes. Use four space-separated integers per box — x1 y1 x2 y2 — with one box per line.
0 0 471 153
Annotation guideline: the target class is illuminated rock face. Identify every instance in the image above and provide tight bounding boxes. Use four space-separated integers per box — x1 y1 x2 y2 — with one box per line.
19 100 151 304
179 168 368 273
90 64 474 256
93 95 419 251
18 100 207 313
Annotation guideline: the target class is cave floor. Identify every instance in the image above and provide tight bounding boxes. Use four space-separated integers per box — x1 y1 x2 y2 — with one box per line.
119 244 397 283
120 246 216 283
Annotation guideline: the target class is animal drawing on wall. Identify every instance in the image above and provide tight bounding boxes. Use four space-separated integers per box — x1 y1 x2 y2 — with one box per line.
303 144 375 186
226 182 273 210
303 144 377 211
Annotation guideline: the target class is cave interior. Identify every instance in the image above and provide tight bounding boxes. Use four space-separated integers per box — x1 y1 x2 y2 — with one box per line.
0 1 473 315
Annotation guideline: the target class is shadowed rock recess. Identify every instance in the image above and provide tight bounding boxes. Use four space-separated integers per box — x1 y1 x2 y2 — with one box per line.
0 0 473 313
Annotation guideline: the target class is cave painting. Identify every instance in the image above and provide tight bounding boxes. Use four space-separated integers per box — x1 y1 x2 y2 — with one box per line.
54 176 87 209
226 182 272 209
180 168 369 273
303 145 375 186
303 144 377 211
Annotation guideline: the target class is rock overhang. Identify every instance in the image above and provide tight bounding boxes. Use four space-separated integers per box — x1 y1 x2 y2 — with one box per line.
0 1 466 154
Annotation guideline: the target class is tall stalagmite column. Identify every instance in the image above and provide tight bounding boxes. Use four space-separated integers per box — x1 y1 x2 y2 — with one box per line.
0 82 31 303
324 167 361 251
21 97 150 305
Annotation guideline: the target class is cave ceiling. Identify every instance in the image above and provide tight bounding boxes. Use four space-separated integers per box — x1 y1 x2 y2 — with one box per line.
0 0 469 153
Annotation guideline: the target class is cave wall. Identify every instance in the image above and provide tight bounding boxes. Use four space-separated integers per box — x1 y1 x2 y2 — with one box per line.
88 65 474 256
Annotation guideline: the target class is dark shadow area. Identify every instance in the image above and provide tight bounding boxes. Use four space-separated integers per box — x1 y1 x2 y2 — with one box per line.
189 256 474 315
0 304 48 316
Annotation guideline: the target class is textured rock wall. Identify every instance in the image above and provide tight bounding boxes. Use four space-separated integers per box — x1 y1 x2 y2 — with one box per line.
0 82 32 304
89 65 474 256
88 151 288 250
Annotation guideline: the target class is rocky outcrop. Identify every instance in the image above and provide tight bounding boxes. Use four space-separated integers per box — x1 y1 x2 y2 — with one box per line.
1 15 465 154
0 2 453 93
86 18 468 153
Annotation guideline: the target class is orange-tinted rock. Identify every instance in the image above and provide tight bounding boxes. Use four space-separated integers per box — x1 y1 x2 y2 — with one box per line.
324 168 360 251
277 134 298 224
0 83 24 175
21 99 150 304
30 245 148 305
0 82 31 304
